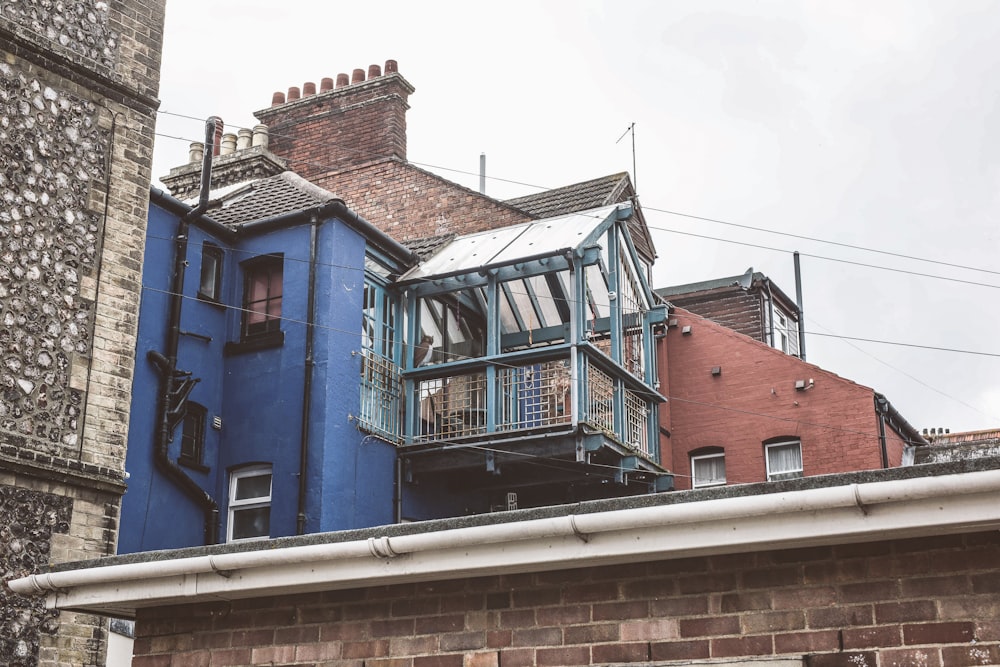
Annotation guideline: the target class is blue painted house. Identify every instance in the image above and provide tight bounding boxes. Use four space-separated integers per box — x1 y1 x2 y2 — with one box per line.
121 166 671 552
120 171 417 552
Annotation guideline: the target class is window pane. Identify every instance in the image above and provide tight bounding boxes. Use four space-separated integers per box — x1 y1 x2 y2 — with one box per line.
529 275 560 327
768 442 802 474
231 506 270 540
692 455 726 487
199 251 219 298
249 274 269 301
235 473 271 501
267 296 282 319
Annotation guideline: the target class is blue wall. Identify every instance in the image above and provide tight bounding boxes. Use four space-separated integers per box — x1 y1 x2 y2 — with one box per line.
119 202 398 553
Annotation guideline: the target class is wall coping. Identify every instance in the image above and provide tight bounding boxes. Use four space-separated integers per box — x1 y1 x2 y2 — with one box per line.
8 457 1000 617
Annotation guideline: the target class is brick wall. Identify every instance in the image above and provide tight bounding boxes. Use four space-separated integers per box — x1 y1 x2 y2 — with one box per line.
661 308 885 490
667 287 766 343
0 0 165 663
132 530 1000 666
319 160 531 245
255 63 413 181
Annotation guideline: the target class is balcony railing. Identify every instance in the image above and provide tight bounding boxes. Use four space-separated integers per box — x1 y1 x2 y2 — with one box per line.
358 350 402 443
406 348 658 461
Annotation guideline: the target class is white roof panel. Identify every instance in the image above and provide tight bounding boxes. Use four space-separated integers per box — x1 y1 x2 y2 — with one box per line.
402 204 621 281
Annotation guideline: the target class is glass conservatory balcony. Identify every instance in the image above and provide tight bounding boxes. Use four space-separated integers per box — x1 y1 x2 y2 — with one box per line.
362 203 672 497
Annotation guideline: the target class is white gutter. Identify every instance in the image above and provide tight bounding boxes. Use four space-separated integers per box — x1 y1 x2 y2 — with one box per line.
9 468 1000 616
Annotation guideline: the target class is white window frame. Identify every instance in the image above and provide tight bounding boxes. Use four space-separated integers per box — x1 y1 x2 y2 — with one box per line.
774 309 789 353
691 452 726 488
765 440 803 481
227 465 272 542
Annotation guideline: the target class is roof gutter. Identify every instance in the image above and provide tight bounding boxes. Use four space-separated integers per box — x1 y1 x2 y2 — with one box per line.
875 392 928 447
10 467 1000 616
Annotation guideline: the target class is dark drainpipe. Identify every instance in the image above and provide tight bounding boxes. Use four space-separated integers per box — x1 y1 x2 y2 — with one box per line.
296 216 320 535
874 394 890 469
150 118 220 545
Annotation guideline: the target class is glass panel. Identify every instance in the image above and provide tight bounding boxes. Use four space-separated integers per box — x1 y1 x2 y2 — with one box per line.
249 273 269 302
767 442 802 474
235 472 271 501
199 249 219 298
585 264 609 320
529 275 560 327
231 506 270 540
269 265 283 297
692 454 726 487
498 289 518 334
509 280 537 330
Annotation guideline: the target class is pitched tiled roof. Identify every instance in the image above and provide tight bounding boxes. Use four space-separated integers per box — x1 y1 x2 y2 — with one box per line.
405 234 455 261
205 172 338 226
505 173 632 218
505 172 656 263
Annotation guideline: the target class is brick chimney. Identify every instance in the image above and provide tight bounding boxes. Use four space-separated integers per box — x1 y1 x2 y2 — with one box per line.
253 60 414 180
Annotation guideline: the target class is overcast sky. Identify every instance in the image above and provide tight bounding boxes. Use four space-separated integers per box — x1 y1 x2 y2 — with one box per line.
152 0 1000 434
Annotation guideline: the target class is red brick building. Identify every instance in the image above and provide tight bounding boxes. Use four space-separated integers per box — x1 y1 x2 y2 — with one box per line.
659 307 922 490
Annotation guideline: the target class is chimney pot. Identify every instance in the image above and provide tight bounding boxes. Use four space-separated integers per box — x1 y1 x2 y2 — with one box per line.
303 81 316 96
188 142 204 164
351 68 365 84
336 73 349 87
287 86 301 101
368 64 381 78
220 132 237 156
252 124 269 150
271 91 286 106
320 77 334 92
209 116 224 156
236 127 253 150
385 59 398 73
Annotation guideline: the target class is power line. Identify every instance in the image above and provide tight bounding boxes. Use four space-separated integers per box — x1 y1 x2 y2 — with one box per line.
645 205 1000 278
806 316 999 423
647 223 1000 290
806 332 1000 358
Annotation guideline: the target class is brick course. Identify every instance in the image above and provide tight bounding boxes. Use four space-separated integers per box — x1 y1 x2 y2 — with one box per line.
132 530 1000 666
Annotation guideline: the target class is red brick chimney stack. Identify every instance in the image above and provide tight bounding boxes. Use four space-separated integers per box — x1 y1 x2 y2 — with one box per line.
254 60 414 180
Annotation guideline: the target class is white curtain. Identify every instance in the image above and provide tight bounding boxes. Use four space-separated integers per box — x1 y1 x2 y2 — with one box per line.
768 442 802 474
693 455 726 486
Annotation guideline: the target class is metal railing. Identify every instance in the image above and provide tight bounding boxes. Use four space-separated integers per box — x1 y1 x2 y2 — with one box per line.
497 360 572 431
623 387 649 453
406 351 656 460
584 362 615 435
357 351 402 443
417 371 487 440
